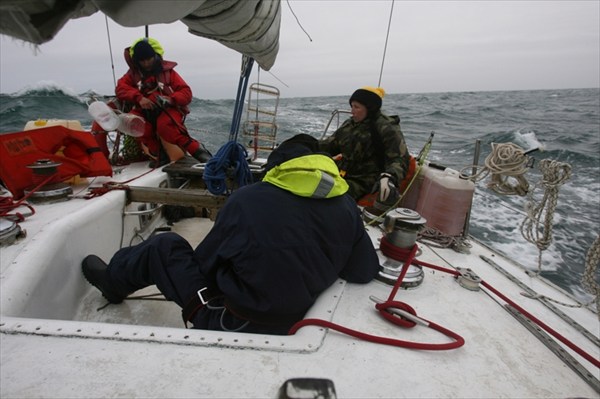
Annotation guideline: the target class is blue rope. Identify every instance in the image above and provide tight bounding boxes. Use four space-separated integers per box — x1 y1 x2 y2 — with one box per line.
203 141 253 195
229 56 254 142
204 56 255 195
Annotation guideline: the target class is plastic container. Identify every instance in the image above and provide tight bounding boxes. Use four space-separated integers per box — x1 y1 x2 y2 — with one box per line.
118 113 146 137
415 164 475 236
399 171 424 211
88 101 120 131
24 119 83 131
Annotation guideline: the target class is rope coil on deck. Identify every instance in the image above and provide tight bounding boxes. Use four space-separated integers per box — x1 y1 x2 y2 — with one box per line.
417 225 471 252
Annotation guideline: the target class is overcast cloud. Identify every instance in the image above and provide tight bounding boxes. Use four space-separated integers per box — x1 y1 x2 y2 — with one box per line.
0 0 598 99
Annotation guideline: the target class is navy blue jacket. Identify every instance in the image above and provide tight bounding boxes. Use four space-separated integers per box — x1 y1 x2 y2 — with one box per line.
193 180 379 324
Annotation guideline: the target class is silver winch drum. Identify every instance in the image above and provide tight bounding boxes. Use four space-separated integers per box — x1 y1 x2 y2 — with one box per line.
0 217 24 246
376 250 425 288
23 182 73 202
362 206 386 225
24 159 73 203
382 208 427 249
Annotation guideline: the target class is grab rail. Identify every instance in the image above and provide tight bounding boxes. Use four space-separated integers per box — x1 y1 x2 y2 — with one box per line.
320 109 351 140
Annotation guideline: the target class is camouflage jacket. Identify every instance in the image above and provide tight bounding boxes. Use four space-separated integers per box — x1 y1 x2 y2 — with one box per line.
318 111 410 199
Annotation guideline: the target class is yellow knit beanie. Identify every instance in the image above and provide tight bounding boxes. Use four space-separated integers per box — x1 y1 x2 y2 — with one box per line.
349 86 385 111
362 86 385 99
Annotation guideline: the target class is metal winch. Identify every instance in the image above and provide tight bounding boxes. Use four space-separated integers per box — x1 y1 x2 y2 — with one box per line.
377 253 426 288
23 159 73 202
382 208 427 249
0 218 26 246
377 208 428 288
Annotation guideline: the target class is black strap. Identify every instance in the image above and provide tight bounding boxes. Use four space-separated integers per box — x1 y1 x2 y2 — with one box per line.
181 286 222 327
181 287 307 328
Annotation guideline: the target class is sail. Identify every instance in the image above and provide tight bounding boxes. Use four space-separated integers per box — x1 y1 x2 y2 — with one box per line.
0 0 280 70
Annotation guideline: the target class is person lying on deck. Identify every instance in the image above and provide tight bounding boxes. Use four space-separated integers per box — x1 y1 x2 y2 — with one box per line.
81 134 379 335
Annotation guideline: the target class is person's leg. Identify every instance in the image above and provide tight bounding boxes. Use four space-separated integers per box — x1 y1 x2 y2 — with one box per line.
155 110 211 162
106 232 208 307
133 109 160 158
159 137 185 162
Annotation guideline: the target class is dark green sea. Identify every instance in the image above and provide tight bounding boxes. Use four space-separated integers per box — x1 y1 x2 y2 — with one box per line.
1 85 599 301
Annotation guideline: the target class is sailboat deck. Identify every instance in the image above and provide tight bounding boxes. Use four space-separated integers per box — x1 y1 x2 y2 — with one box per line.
1 162 598 398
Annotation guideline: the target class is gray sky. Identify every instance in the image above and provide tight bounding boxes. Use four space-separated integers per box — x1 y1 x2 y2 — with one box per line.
1 0 598 99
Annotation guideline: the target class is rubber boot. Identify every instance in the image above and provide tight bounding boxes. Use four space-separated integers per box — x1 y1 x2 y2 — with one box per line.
81 255 130 304
192 144 212 163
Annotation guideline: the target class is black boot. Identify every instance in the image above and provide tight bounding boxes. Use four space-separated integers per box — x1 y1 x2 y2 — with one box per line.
192 147 212 163
81 255 128 304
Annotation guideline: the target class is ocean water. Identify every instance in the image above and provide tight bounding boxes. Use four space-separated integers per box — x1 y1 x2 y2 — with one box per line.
1 85 599 301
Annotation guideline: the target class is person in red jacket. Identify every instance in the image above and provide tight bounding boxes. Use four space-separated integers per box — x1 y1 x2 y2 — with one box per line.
116 37 211 165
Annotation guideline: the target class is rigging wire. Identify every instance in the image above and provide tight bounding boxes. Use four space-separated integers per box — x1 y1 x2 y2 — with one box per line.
254 0 308 90
104 15 117 88
378 0 395 87
265 69 290 88
286 0 312 42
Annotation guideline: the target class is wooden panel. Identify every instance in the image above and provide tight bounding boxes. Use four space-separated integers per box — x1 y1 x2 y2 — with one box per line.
127 186 226 208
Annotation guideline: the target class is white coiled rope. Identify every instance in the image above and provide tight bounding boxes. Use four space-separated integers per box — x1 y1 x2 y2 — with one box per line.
582 235 600 316
485 142 530 195
463 142 530 196
517 158 600 310
520 159 572 257
462 143 596 311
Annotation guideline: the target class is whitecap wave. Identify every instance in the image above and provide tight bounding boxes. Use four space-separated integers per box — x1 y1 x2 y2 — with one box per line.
14 81 78 97
513 129 544 152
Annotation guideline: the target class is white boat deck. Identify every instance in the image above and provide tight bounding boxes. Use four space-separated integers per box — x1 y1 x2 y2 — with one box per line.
1 162 598 398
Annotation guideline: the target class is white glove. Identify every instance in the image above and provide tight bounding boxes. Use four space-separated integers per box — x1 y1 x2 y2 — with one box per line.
378 173 396 202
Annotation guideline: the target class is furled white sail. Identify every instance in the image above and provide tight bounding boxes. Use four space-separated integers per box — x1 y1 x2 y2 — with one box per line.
0 0 280 70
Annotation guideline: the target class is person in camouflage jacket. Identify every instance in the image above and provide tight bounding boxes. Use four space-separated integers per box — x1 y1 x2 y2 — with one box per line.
318 86 413 204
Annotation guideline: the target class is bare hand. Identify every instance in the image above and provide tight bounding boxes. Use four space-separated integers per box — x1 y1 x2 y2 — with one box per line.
139 97 155 110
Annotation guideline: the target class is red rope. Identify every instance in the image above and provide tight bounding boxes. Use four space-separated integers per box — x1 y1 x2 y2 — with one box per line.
84 184 120 199
290 232 600 366
0 174 55 219
288 238 465 351
380 238 419 300
289 316 465 351
83 167 157 199
407 245 600 368
480 280 600 368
